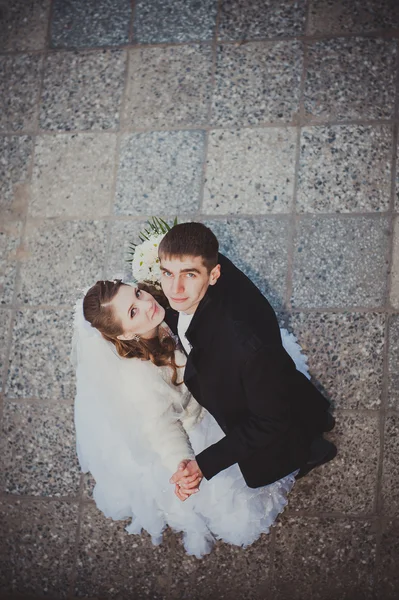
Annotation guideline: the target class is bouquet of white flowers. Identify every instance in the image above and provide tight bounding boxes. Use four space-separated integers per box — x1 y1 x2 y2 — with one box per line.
128 217 177 288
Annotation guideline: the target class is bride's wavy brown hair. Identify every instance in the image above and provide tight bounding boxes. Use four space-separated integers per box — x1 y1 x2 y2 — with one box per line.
83 280 182 386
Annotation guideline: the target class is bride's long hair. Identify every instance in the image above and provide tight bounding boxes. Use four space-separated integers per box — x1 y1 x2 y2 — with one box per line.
83 280 183 386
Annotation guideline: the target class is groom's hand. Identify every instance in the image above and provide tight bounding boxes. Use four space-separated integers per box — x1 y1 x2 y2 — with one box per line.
170 460 203 501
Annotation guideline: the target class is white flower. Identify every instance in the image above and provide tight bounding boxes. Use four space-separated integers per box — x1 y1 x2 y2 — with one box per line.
132 233 165 284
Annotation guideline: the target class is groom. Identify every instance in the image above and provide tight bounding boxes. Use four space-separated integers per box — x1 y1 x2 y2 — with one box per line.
159 223 336 498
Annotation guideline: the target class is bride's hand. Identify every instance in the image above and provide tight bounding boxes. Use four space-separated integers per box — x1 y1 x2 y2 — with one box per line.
171 460 203 501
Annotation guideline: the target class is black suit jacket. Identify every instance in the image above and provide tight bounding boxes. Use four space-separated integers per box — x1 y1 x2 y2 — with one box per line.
165 254 330 488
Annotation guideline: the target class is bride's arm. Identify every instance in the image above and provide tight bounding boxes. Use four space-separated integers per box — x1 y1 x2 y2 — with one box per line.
120 359 195 473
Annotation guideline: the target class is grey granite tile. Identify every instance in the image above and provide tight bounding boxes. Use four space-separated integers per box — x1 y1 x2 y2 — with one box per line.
219 0 306 40
0 310 12 391
0 136 33 219
82 472 95 499
390 217 399 309
30 133 116 217
203 128 297 214
105 219 149 281
304 38 396 122
75 503 170 599
123 45 212 130
170 534 272 600
0 0 50 52
18 220 107 306
376 519 399 600
205 218 289 309
39 50 126 131
273 517 376 600
115 131 204 216
133 0 217 43
308 0 399 35
297 125 392 213
381 415 399 517
289 413 379 514
0 54 42 132
0 499 78 598
388 316 399 409
0 221 22 305
211 41 302 126
51 0 131 48
1 401 80 496
291 216 390 308
6 308 75 399
289 312 386 410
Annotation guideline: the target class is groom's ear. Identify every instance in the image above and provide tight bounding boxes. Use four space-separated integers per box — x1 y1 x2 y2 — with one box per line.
209 263 221 286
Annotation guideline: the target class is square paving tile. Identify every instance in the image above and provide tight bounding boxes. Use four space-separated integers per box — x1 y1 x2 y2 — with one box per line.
376 518 399 600
218 0 306 40
123 45 212 130
203 128 297 214
289 312 385 410
304 38 396 122
18 220 107 306
0 499 78 598
115 131 204 216
291 216 390 308
1 401 80 496
308 0 399 35
0 54 42 132
205 218 290 309
51 0 131 48
170 534 272 600
75 503 171 599
289 413 379 514
0 0 50 52
105 219 149 281
0 309 12 391
133 0 217 43
30 133 116 217
381 415 399 517
39 50 126 131
388 316 399 409
390 217 399 309
211 41 302 126
273 517 376 599
297 125 392 213
6 308 75 399
0 135 33 219
0 221 22 305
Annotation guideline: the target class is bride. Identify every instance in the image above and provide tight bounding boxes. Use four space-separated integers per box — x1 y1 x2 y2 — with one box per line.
73 279 310 558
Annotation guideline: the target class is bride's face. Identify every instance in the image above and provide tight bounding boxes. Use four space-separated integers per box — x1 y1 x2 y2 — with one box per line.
111 284 165 341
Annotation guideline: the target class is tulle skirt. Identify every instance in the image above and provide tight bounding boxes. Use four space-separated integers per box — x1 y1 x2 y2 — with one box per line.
79 329 307 558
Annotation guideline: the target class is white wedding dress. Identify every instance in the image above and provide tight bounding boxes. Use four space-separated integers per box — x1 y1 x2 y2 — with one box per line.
72 300 311 558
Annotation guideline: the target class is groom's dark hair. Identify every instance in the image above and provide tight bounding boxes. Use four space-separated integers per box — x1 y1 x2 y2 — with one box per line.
159 222 219 273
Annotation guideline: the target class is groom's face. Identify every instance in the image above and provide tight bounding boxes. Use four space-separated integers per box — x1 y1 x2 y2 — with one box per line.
160 255 220 315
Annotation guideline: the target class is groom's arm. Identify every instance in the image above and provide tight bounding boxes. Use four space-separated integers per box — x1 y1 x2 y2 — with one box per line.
195 344 292 480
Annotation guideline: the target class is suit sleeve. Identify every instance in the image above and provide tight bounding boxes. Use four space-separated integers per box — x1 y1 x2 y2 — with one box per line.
195 345 292 480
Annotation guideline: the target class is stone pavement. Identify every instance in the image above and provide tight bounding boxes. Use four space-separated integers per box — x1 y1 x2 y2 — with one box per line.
0 0 399 598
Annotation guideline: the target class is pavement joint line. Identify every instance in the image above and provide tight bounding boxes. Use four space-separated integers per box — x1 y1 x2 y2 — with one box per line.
373 45 399 571
3 118 399 139
284 20 309 311
101 33 132 280
194 0 223 221
4 211 395 226
2 28 399 59
67 472 86 599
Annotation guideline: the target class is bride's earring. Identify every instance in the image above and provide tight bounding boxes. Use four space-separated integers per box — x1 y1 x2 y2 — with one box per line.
133 334 140 342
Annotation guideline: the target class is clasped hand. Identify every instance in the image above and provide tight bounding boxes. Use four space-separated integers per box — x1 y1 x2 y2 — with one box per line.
170 460 203 501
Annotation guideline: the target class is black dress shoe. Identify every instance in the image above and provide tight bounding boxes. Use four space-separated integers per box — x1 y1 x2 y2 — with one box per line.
296 437 337 480
324 412 336 432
